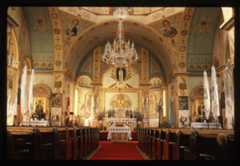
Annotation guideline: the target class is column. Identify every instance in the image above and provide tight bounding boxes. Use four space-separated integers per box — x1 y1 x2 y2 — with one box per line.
174 73 189 128
139 48 150 127
49 8 66 126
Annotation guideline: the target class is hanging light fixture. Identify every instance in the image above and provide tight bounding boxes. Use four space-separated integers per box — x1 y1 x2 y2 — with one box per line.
102 8 138 68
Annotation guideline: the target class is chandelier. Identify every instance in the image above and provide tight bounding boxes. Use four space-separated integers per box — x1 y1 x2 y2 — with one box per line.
102 8 138 68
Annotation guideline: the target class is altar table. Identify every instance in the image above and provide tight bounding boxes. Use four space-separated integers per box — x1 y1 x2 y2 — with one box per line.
107 126 132 142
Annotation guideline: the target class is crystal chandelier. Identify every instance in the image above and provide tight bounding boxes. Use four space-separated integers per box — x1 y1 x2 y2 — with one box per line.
102 8 138 68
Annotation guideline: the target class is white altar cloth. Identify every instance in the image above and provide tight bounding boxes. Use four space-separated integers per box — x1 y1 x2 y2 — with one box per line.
107 125 132 140
191 122 221 129
22 119 49 127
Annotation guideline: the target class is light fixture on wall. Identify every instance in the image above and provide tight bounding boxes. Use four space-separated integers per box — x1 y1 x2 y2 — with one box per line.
102 8 138 68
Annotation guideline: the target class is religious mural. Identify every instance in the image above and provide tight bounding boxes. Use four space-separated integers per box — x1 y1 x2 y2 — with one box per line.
105 92 138 112
51 93 62 107
103 67 139 89
32 98 46 120
178 96 190 128
66 19 80 37
161 19 178 38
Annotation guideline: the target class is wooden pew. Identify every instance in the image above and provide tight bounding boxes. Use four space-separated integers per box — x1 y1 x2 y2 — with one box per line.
7 129 36 160
6 126 103 160
76 128 84 160
37 127 55 160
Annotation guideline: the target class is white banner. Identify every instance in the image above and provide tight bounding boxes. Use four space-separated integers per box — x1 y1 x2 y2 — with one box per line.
224 65 234 129
203 70 211 119
210 66 220 121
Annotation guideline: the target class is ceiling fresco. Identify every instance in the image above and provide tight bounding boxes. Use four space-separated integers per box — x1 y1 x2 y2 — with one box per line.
16 7 224 78
187 7 221 72
67 20 173 81
149 8 194 73
23 7 54 70
80 7 162 15
58 7 185 24
59 10 94 53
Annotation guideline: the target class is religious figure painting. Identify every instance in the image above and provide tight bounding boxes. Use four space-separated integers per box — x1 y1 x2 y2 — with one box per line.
161 20 178 38
32 99 46 120
66 19 80 37
179 96 189 110
116 68 126 82
50 107 61 126
179 111 190 128
79 91 93 119
51 93 62 107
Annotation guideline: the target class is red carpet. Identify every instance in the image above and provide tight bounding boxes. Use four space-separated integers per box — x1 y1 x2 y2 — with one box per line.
90 141 144 160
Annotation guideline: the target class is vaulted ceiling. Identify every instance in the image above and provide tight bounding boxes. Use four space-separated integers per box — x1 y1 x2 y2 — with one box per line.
23 7 54 70
11 7 225 79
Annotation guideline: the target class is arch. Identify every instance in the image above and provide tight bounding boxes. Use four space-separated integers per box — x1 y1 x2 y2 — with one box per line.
32 83 52 121
190 84 204 122
221 7 233 23
33 83 52 98
220 7 234 65
67 20 173 82
7 25 21 126
23 57 32 69
150 77 163 89
7 27 20 69
77 75 92 88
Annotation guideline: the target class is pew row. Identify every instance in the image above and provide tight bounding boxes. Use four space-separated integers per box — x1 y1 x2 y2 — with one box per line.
137 128 234 160
7 127 99 160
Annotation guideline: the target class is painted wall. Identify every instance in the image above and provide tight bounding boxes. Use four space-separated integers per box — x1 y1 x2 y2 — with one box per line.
8 7 31 61
104 92 139 111
23 7 54 70
187 7 221 72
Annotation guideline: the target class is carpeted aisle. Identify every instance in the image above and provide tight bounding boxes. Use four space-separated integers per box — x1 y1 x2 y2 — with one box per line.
90 141 144 160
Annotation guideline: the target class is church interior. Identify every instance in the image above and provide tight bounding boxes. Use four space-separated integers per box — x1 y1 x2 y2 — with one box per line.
5 7 237 160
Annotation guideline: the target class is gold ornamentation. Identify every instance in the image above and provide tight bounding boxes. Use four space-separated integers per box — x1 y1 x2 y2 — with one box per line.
111 94 131 109
54 81 62 88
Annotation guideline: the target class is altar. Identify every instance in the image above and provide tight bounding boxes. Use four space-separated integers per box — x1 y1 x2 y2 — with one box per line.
21 119 49 127
107 118 136 130
107 125 132 142
191 122 222 129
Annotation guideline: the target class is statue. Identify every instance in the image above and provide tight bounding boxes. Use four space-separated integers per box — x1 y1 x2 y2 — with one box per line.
116 68 126 82
66 19 80 37
157 99 163 128
32 100 46 120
